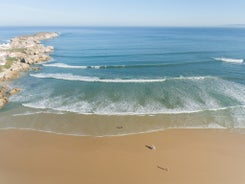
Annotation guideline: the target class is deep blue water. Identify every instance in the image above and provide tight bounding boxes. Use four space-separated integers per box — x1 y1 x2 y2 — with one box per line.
1 27 245 131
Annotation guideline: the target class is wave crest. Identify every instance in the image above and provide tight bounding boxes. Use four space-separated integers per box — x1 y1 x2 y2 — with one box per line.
42 61 212 70
30 73 214 83
42 63 125 69
213 57 244 63
43 63 87 69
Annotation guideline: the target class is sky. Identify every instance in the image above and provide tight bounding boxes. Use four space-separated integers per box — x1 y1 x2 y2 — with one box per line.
0 0 244 26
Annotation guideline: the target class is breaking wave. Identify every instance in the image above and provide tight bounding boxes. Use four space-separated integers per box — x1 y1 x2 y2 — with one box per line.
43 63 88 69
30 73 167 83
213 57 244 63
22 100 245 116
30 73 214 83
42 61 212 70
20 75 245 118
42 63 124 69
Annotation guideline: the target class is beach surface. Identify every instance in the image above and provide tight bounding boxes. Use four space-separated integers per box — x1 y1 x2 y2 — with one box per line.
0 129 245 184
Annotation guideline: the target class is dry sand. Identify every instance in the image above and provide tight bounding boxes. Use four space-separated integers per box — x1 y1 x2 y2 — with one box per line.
0 129 245 184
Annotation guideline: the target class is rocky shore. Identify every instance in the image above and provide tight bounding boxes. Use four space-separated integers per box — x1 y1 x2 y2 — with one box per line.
0 32 58 109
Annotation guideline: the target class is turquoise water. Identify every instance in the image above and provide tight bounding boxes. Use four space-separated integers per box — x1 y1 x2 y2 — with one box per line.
1 27 245 134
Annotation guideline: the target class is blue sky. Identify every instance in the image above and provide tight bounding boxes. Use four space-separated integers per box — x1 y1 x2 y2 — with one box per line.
0 0 244 26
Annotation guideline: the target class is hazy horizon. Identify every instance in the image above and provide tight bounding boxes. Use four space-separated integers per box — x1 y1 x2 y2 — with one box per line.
0 0 244 27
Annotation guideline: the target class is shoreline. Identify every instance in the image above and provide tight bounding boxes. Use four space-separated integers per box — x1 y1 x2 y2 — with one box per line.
0 32 58 109
0 128 245 184
0 126 239 138
1 108 239 136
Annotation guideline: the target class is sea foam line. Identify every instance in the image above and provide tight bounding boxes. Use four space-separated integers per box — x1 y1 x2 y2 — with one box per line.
43 63 124 69
43 63 88 69
30 73 167 83
22 101 245 116
42 61 211 70
30 73 214 83
213 57 244 63
13 111 64 117
0 125 228 138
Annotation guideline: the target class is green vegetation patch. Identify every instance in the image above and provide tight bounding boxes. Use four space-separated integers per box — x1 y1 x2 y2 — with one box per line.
6 56 17 63
0 57 17 71
9 48 25 53
0 48 25 53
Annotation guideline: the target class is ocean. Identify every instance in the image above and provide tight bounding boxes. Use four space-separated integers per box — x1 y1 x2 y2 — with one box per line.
0 27 245 136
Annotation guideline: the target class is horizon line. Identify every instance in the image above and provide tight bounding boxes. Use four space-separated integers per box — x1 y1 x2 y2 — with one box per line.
0 24 245 28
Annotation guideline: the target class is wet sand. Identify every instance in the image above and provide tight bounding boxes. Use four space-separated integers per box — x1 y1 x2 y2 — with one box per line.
0 108 234 136
0 129 245 184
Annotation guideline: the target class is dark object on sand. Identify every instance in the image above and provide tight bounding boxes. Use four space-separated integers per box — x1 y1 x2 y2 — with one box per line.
116 126 123 129
157 165 169 172
145 145 156 150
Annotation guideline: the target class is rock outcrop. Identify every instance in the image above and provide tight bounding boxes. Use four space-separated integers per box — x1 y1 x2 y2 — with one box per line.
8 88 21 96
0 32 58 109
0 86 22 109
0 86 9 109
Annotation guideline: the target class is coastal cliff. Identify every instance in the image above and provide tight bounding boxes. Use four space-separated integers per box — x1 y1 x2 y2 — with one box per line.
0 32 58 109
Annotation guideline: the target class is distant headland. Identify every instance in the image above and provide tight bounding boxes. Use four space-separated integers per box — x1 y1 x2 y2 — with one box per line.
0 32 58 109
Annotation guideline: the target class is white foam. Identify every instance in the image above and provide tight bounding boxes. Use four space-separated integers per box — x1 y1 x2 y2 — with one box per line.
172 76 215 81
22 74 245 117
22 96 245 116
0 43 10 50
17 72 245 121
90 65 101 69
213 57 244 63
30 73 167 83
42 63 125 69
13 111 64 117
207 123 226 129
43 63 87 69
30 73 215 83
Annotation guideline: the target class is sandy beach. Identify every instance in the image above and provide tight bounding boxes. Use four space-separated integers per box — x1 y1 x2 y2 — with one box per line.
0 129 245 184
